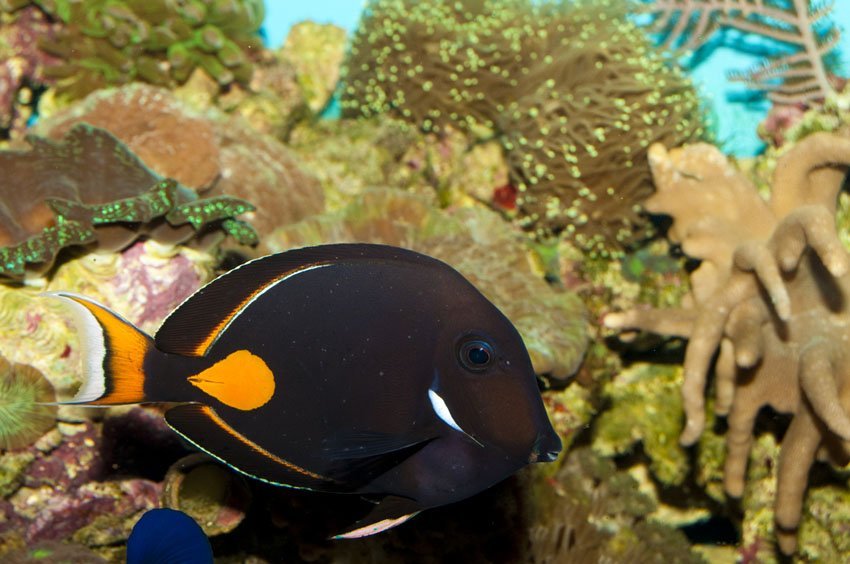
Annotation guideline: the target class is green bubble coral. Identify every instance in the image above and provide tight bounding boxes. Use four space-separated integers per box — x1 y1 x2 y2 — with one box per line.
2 0 264 102
0 354 57 451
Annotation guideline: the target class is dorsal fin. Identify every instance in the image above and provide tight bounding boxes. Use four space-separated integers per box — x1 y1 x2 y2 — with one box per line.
155 244 436 356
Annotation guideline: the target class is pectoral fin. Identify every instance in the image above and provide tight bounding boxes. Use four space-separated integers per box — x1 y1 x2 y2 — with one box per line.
321 432 434 489
332 495 423 539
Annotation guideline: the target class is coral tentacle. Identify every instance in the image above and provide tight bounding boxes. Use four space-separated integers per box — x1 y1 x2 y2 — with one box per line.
798 342 850 440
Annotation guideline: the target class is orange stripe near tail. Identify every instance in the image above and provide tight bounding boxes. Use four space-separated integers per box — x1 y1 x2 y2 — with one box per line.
47 293 153 405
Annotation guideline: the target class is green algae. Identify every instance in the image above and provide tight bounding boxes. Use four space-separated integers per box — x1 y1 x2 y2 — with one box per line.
594 363 689 486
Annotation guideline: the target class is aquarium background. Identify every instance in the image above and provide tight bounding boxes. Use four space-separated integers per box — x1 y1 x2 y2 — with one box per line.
264 0 850 156
3 0 850 562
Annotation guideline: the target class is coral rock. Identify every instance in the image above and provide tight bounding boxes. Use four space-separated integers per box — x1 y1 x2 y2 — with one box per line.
39 84 220 190
280 21 347 114
0 6 59 141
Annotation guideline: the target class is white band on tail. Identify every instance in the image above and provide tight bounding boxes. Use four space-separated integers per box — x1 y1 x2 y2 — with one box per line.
43 292 107 403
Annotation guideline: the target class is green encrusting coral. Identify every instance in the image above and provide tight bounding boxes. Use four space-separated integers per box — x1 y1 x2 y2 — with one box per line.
0 123 257 279
342 0 707 254
0 354 57 451
594 363 689 486
2 0 264 101
529 447 703 563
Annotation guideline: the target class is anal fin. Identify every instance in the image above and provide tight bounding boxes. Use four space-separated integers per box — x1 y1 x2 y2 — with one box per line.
165 404 335 491
332 495 422 539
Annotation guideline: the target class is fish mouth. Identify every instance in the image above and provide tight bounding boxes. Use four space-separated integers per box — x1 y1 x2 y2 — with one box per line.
528 430 562 463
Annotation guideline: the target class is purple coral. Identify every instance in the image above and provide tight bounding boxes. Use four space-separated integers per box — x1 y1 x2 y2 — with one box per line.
0 6 59 139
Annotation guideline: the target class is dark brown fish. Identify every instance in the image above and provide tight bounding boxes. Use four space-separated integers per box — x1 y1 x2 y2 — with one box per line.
53 244 561 537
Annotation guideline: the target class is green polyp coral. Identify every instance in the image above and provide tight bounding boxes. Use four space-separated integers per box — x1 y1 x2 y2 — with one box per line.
0 123 257 279
342 0 706 254
0 219 95 279
3 0 264 101
342 0 538 134
594 363 689 486
0 354 57 451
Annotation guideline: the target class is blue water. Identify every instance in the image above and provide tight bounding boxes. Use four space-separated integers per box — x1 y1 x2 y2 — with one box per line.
263 1 850 157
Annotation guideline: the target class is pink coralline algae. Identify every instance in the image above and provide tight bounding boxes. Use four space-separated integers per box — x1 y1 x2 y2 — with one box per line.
23 422 104 492
111 242 202 328
0 6 59 140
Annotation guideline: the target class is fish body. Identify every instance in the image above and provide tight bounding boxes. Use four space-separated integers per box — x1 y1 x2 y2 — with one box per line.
126 508 213 564
55 244 561 536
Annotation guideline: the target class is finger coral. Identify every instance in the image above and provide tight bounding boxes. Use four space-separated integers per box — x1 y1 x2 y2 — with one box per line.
1 0 264 102
266 188 588 380
605 131 850 554
0 123 257 279
0 354 56 451
342 0 706 254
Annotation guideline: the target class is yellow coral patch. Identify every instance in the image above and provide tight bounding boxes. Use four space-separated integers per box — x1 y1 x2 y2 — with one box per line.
189 350 275 411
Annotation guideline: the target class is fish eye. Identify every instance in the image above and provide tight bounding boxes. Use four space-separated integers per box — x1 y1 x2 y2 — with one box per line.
458 339 495 372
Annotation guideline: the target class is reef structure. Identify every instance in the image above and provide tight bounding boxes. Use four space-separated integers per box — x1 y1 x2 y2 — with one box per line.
0 123 257 279
605 131 850 554
36 83 326 243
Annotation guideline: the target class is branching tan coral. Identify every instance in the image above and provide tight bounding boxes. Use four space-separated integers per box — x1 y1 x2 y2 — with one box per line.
605 132 850 554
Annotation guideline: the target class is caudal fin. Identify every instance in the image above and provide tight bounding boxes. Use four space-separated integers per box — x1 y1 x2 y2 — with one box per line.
47 292 153 405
